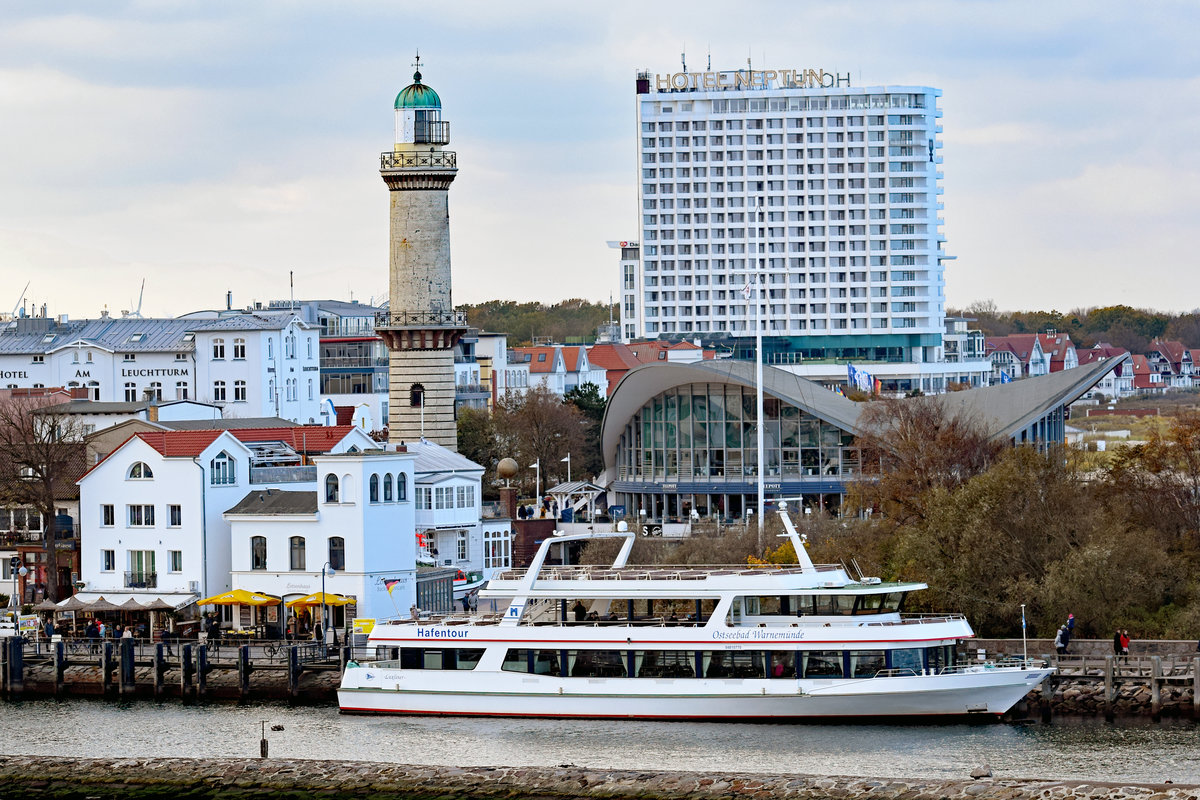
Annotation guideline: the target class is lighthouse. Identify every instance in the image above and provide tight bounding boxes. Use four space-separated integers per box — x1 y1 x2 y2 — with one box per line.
376 57 465 450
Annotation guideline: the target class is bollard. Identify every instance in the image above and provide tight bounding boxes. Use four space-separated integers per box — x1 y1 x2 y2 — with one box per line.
1103 655 1114 722
260 720 269 758
101 641 114 694
119 638 136 695
153 643 165 699
238 645 252 699
54 640 65 697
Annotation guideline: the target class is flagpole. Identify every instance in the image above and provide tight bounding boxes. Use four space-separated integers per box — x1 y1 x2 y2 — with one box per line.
755 273 764 554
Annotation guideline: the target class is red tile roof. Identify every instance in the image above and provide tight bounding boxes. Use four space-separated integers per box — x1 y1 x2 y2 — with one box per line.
135 425 360 458
512 347 557 374
984 335 1039 360
587 343 642 371
1036 333 1076 372
1149 340 1188 373
561 346 585 372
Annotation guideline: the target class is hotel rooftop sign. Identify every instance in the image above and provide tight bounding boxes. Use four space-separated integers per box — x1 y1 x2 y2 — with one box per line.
651 69 851 93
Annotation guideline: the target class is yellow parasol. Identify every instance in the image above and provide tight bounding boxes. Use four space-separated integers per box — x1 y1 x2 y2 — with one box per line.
196 589 280 607
285 592 354 608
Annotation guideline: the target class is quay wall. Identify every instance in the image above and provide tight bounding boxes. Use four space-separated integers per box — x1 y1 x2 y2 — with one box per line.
0 757 1196 800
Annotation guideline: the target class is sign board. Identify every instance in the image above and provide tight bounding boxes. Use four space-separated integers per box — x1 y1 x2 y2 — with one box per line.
18 615 38 633
352 618 376 636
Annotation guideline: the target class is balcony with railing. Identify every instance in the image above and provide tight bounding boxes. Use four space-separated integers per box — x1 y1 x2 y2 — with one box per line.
380 150 456 170
376 310 468 329
250 466 318 485
125 571 158 589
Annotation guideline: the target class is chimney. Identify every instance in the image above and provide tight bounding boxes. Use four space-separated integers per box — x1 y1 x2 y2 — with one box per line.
147 404 159 422
226 291 233 311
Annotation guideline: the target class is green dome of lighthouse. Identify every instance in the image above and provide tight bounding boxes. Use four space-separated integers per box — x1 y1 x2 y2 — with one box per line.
394 70 442 109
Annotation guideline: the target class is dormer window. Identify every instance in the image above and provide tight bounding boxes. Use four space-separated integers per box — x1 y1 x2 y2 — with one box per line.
182 332 195 343
128 462 154 480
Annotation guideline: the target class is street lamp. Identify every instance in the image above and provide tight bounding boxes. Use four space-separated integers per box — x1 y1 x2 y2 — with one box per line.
320 561 336 645
561 453 571 483
8 557 28 611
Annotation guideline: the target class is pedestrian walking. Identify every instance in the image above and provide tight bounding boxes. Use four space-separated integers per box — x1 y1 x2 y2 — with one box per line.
1054 625 1067 656
469 590 478 614
1120 629 1131 660
1062 613 1074 649
1112 629 1122 656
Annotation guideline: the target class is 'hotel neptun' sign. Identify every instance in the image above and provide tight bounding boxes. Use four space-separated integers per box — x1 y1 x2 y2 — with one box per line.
654 69 850 92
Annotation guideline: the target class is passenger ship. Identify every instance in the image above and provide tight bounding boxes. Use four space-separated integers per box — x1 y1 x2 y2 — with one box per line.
339 504 1051 720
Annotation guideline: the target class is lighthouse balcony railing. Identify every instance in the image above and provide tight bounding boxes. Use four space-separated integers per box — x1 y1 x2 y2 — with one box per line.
375 310 468 329
380 150 457 169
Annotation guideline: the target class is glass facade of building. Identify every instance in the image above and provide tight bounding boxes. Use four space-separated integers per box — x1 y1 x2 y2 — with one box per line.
611 382 858 521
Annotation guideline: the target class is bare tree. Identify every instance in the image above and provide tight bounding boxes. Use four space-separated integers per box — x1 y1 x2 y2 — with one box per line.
0 396 87 602
849 395 1004 527
492 385 587 493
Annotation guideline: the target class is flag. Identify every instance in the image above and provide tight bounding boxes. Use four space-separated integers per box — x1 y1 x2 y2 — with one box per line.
1021 605 1026 631
384 579 401 596
741 281 753 301
873 378 882 395
833 385 845 397
847 363 857 386
560 456 570 462
1000 371 1012 384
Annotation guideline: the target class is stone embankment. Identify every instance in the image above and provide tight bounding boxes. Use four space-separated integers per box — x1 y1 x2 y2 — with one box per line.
1028 679 1194 717
0 757 1196 800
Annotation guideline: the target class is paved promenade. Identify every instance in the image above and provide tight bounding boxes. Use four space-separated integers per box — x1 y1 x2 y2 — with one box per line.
0 757 1195 800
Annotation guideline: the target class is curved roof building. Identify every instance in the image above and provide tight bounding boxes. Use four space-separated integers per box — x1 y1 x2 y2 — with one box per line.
600 357 1126 523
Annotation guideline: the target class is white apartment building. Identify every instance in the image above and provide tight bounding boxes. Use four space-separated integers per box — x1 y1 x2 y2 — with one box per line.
624 67 989 393
0 310 321 423
75 425 375 607
225 449 419 624
631 67 944 344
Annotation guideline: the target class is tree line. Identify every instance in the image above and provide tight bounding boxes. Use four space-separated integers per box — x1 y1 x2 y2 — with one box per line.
462 299 617 346
956 301 1200 354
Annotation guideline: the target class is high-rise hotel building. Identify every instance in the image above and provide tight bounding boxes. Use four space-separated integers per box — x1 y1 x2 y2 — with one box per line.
625 67 966 382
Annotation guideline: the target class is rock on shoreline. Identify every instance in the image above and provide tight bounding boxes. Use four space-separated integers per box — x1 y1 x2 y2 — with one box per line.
0 757 1195 800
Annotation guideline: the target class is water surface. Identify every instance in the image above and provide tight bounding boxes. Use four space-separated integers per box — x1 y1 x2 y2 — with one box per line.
3 699 1197 783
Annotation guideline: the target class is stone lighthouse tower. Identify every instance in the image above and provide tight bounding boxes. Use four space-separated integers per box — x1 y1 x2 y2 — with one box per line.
376 58 465 450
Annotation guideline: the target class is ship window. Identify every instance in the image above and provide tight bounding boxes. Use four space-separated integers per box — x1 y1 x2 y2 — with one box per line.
399 648 485 670
501 649 560 675
925 645 954 673
633 650 695 678
768 651 795 679
811 594 854 615
848 650 886 678
889 648 923 675
567 650 627 678
801 650 844 678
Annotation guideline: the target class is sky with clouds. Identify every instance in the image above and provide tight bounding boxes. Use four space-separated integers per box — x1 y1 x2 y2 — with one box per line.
1 1 1198 318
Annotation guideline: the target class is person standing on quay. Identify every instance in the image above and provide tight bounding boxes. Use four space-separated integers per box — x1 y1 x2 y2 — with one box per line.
1054 625 1067 656
1113 629 1123 656
1120 630 1131 661
1062 613 1074 649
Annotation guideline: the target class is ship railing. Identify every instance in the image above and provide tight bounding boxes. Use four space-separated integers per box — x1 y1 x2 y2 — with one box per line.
873 667 920 678
864 613 967 626
493 563 844 582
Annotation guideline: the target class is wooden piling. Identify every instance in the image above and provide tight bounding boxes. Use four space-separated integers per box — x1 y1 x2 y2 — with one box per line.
1103 656 1114 722
1150 656 1162 721
54 640 65 697
101 642 113 694
196 645 208 699
1193 657 1200 719
119 639 136 695
288 646 300 698
7 636 23 695
153 643 165 698
238 645 252 699
180 644 194 703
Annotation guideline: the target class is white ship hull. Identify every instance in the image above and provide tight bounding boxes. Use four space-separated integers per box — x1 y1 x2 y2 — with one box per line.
339 667 1052 720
